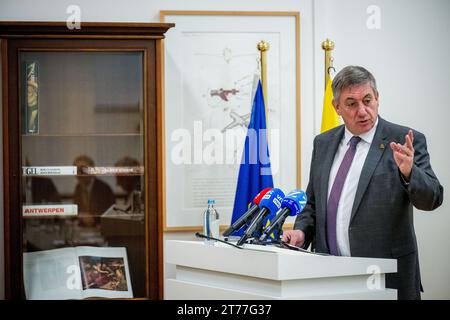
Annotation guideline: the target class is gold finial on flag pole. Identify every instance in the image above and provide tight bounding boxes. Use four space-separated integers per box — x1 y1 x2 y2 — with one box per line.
321 39 335 89
320 39 341 133
257 40 270 124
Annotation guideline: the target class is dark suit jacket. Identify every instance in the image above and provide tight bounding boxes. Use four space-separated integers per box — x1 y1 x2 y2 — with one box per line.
295 117 443 300
73 178 115 216
30 177 61 203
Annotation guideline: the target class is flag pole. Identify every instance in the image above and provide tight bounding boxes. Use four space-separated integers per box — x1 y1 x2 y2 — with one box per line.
320 39 340 133
257 40 269 123
321 39 335 89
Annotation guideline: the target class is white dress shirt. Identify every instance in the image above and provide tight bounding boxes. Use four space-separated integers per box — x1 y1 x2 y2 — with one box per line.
327 117 379 256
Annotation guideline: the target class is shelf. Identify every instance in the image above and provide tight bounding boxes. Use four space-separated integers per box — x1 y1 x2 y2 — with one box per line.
22 133 143 137
23 166 144 176
23 173 144 177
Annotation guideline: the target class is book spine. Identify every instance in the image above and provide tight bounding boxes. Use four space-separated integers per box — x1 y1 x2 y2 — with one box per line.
22 166 77 176
81 166 144 175
22 204 78 217
25 61 39 134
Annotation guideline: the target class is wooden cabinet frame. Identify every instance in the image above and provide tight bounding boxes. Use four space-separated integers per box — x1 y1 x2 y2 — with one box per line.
0 21 174 300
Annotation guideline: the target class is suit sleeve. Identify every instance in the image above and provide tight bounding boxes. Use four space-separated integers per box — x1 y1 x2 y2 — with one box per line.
404 131 443 211
293 138 317 249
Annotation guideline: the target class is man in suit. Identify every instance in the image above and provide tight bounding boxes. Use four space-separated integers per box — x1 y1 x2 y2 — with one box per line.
73 155 115 227
282 66 443 300
25 176 61 204
114 156 142 211
23 158 61 204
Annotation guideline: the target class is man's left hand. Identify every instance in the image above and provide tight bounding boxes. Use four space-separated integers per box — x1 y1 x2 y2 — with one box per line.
390 129 414 181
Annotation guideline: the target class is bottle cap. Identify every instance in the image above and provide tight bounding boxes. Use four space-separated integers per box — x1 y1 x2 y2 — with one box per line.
207 199 215 205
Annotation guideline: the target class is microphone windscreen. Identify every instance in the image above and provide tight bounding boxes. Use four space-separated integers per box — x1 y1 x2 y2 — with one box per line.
253 187 273 205
259 188 285 214
281 189 307 216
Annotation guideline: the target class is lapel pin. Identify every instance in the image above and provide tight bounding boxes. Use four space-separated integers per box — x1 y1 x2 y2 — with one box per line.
379 143 385 149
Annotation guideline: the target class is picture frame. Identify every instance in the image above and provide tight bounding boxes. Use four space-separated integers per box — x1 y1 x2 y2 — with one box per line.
160 11 301 231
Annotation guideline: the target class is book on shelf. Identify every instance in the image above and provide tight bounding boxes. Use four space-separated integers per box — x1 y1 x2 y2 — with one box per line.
22 166 77 176
80 166 144 175
24 61 39 134
22 204 78 217
23 246 133 300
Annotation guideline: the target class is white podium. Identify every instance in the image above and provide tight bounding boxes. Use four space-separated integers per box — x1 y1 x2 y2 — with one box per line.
165 240 397 300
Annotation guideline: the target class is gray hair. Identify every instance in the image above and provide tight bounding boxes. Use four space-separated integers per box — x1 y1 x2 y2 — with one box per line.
332 66 378 102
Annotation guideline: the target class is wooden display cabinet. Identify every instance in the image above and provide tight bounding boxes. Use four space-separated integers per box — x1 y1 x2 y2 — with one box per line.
0 22 174 299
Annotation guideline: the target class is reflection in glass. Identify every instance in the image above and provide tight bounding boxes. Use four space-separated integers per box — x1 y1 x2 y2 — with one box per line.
20 51 146 298
73 155 115 227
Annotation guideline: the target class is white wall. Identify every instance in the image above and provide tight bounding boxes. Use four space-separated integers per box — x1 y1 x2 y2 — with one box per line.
0 0 448 299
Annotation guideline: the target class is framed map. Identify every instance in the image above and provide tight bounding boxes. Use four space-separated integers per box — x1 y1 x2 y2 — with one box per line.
160 11 300 230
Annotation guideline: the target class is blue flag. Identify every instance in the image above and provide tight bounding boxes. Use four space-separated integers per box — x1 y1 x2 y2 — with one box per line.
230 80 274 236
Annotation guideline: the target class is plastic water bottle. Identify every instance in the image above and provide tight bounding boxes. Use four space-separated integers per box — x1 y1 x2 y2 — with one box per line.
203 199 220 243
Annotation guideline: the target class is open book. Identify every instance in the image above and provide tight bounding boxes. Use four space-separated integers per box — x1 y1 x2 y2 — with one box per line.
23 246 133 300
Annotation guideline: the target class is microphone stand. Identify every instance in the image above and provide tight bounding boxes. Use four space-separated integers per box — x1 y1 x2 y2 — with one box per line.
195 232 243 249
195 232 330 256
258 224 283 243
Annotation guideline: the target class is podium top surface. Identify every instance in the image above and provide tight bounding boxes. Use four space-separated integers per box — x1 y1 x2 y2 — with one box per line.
165 240 397 281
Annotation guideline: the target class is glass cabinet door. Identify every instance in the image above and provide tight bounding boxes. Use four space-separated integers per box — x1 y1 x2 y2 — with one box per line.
19 51 147 299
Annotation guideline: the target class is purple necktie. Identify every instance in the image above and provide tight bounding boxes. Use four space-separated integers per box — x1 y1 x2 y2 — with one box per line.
327 136 361 255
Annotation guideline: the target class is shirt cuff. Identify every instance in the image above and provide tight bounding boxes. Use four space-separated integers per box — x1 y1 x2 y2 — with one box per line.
399 170 410 186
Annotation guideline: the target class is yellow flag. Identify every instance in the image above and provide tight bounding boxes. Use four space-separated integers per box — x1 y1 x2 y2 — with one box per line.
320 79 340 133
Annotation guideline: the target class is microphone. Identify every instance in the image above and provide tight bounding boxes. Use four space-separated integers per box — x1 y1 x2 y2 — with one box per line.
236 188 285 246
222 187 273 237
259 189 307 242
